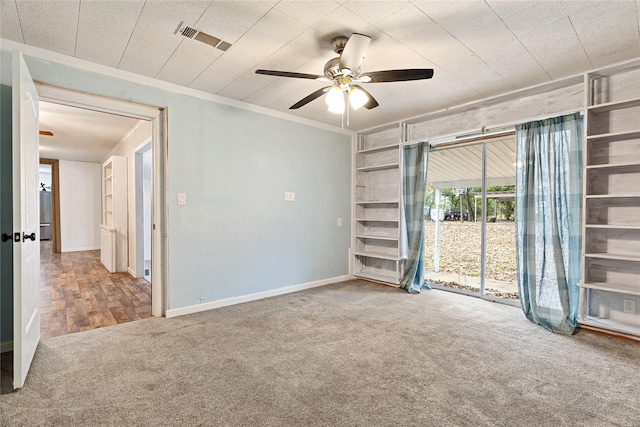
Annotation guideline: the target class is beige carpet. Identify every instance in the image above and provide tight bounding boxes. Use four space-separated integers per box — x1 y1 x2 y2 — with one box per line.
1 279 639 426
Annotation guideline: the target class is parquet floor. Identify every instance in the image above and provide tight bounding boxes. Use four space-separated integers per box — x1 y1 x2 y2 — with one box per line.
40 241 152 340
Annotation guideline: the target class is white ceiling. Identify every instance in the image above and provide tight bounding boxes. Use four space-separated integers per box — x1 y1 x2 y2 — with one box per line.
39 101 140 162
2 0 640 131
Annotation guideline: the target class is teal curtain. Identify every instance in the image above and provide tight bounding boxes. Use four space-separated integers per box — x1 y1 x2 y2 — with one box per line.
515 113 583 335
400 141 429 293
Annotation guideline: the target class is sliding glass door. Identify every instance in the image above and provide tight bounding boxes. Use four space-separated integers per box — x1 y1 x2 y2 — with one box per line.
484 140 517 299
424 137 518 301
424 144 483 294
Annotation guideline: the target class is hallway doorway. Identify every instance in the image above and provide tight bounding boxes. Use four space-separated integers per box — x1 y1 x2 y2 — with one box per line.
37 99 156 339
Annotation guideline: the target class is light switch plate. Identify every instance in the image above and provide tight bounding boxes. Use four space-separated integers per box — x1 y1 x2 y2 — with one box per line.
337 218 343 227
177 193 186 205
284 192 295 201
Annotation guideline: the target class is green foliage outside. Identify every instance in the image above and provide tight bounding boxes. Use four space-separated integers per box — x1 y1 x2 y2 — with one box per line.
425 185 516 222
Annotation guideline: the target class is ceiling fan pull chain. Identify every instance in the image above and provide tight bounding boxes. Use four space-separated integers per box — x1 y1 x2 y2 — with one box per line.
347 93 350 127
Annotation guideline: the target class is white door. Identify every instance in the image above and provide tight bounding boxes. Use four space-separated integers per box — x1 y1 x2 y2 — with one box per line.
12 51 40 389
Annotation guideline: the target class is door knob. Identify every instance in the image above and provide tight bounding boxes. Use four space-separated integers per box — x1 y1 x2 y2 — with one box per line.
22 232 36 242
1 233 11 242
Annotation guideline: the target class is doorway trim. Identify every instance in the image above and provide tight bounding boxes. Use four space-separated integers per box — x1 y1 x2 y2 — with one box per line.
35 83 169 317
39 158 60 253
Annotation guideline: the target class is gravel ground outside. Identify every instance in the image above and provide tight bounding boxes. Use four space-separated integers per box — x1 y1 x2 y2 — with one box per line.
423 221 518 299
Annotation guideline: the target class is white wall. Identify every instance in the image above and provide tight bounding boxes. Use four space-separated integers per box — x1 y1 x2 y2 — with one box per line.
2 47 353 314
142 148 152 262
58 160 101 252
39 164 51 190
103 120 152 277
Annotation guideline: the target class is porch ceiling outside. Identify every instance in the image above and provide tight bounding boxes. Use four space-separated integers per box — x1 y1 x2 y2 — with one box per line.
428 138 516 189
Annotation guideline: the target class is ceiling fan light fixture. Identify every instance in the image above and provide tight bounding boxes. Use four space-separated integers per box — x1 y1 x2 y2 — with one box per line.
349 86 369 110
255 33 434 113
325 85 345 114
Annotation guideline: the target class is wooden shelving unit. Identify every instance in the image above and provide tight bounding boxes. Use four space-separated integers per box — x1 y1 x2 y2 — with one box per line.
353 126 403 284
579 61 640 337
100 155 127 273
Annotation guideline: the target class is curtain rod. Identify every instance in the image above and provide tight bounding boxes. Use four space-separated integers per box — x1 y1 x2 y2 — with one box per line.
401 129 516 149
431 130 516 149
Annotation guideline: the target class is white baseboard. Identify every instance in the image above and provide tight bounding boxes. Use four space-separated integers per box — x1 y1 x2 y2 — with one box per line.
61 246 100 253
166 275 352 318
1 340 13 353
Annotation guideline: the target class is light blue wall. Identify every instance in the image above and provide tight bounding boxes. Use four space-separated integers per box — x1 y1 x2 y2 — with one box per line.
0 50 352 311
0 84 13 343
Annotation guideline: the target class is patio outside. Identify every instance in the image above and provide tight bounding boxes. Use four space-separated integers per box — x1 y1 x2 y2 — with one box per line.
422 185 518 300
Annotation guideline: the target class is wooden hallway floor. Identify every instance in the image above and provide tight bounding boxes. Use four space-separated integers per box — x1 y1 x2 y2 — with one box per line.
40 241 152 340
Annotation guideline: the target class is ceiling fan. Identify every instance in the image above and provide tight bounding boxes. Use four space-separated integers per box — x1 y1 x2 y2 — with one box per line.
255 33 434 114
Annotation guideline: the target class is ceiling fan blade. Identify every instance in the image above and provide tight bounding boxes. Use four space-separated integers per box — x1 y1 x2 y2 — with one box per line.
351 85 379 109
290 87 331 109
339 33 371 74
256 69 325 80
361 69 434 83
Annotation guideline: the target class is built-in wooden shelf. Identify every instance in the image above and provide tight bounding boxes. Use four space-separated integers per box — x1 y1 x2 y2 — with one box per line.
585 194 640 199
584 253 640 262
586 129 640 143
355 235 398 241
354 129 403 284
356 163 399 172
355 218 399 223
353 250 401 261
585 224 640 230
356 143 399 154
586 162 640 170
101 156 127 273
580 317 640 338
581 64 640 338
355 200 399 205
353 270 400 284
587 97 640 113
580 281 640 296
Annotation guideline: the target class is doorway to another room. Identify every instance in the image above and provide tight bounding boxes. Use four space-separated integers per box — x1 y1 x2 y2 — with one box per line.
37 100 154 339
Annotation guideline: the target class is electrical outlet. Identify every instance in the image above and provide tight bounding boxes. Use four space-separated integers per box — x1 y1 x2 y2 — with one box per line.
623 299 636 314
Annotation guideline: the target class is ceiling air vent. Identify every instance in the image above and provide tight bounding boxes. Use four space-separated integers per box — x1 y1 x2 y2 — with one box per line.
177 24 232 52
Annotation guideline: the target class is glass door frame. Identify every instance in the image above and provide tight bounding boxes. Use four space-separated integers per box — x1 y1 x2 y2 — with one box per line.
426 130 518 306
